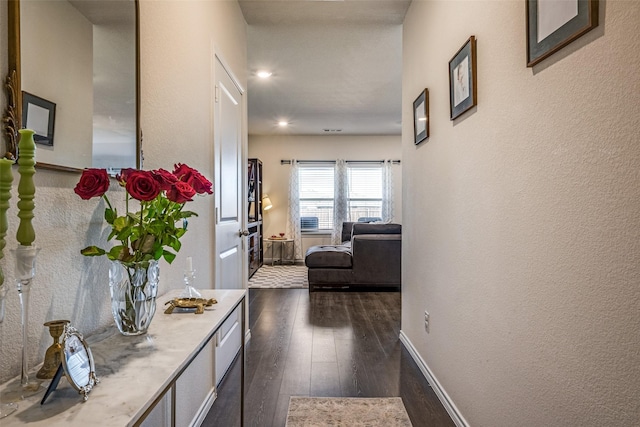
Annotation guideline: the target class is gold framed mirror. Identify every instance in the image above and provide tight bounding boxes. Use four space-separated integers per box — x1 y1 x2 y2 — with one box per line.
3 0 140 172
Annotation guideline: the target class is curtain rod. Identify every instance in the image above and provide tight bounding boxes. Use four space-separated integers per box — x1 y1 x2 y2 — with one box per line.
280 159 401 165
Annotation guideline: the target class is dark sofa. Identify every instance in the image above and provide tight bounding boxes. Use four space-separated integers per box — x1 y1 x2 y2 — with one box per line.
304 222 401 291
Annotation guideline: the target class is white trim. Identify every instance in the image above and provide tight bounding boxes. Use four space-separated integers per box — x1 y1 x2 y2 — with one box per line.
399 331 469 427
192 389 217 427
214 47 245 94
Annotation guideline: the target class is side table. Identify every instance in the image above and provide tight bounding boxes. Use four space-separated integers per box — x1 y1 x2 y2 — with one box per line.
266 238 295 265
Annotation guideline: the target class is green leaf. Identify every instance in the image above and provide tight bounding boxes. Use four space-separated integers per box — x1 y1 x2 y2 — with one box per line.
181 211 198 218
162 250 176 264
153 246 163 260
113 216 128 232
104 208 116 224
80 246 106 257
168 235 181 252
107 246 127 261
116 227 133 241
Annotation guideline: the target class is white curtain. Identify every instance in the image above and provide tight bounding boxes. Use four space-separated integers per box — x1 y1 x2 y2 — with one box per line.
332 159 348 244
381 161 394 222
286 161 303 259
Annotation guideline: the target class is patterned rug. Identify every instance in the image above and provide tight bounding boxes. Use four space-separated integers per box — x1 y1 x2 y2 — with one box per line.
286 397 412 426
248 265 309 289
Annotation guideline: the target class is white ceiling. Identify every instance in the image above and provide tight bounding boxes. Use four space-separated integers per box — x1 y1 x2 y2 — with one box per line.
239 0 411 136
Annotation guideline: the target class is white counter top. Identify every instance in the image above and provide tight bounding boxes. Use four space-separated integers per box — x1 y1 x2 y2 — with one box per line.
0 289 246 426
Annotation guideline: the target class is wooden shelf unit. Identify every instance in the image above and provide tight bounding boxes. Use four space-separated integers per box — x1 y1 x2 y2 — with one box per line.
248 158 263 278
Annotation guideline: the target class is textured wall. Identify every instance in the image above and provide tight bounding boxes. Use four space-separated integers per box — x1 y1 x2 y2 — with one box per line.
0 0 247 383
248 134 403 241
402 1 640 426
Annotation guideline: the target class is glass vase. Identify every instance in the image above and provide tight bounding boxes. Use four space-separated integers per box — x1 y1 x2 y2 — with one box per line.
109 260 159 336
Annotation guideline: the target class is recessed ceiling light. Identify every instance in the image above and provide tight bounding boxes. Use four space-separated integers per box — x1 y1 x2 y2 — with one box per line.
257 70 272 79
278 121 289 127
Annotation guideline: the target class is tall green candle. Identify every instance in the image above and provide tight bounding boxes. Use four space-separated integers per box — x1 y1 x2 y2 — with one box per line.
0 158 12 257
0 158 13 287
16 129 36 246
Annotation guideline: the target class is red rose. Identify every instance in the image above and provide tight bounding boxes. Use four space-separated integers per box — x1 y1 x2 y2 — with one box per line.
115 168 136 187
186 171 213 195
74 168 110 200
166 181 196 203
173 163 195 180
173 163 213 195
152 169 178 191
125 170 161 201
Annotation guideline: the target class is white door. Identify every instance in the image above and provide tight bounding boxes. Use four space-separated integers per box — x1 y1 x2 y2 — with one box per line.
213 56 244 385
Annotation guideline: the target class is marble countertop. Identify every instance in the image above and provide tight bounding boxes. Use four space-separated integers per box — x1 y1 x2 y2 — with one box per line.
0 289 246 426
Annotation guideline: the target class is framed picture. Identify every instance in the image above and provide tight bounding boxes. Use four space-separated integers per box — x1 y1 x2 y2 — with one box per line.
526 0 599 67
449 36 477 120
22 92 56 146
413 89 429 144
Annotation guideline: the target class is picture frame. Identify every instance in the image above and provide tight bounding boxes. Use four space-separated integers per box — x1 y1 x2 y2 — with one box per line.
449 36 477 120
22 92 56 146
413 89 429 145
41 324 99 404
526 0 599 67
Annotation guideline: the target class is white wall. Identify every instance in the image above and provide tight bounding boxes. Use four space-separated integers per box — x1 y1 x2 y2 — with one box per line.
249 134 402 258
0 0 246 383
402 1 640 426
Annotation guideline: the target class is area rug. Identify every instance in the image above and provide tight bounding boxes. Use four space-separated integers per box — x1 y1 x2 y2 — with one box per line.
285 397 412 426
248 265 309 289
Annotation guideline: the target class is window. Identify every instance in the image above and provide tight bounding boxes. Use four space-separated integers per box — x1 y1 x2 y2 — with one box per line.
298 163 386 232
347 165 383 222
299 165 334 230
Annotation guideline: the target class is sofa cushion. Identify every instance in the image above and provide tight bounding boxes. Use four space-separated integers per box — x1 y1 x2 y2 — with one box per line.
305 245 352 268
351 222 401 237
341 222 356 243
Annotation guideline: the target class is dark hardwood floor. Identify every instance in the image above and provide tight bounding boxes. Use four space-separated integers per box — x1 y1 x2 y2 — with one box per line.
203 289 454 427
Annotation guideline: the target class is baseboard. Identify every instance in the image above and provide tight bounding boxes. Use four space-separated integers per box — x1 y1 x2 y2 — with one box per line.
399 331 469 427
192 388 217 427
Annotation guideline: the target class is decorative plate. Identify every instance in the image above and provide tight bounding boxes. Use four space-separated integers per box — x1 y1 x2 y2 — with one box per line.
164 297 217 314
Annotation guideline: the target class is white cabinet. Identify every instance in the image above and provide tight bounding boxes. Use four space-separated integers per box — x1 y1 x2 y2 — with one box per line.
215 306 242 386
0 290 246 427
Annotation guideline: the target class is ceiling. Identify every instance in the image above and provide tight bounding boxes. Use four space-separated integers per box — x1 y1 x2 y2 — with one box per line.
238 0 411 136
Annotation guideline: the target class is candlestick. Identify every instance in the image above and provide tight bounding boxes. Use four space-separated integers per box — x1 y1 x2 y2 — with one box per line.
0 157 13 324
12 244 42 394
16 129 36 246
181 256 200 299
0 157 12 260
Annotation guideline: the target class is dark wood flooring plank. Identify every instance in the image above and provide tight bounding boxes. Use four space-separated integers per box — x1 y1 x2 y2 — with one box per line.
310 361 342 397
244 290 301 426
204 288 455 427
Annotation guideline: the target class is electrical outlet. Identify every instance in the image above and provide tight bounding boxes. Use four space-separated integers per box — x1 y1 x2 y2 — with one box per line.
424 310 430 332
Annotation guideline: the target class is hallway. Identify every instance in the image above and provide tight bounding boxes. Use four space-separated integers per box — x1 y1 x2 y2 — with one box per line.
204 289 454 426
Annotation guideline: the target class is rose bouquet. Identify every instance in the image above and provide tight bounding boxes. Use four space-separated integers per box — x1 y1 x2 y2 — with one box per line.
74 164 213 266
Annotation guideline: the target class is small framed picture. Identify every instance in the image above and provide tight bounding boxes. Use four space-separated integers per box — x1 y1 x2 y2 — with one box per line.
413 89 429 145
22 92 56 146
449 36 477 120
526 0 598 67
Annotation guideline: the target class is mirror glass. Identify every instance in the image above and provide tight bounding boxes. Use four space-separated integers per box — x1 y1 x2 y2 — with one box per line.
18 0 139 171
63 333 92 388
61 325 98 400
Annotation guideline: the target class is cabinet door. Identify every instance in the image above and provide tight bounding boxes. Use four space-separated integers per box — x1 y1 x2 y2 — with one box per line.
175 341 216 427
140 392 171 427
215 305 242 385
